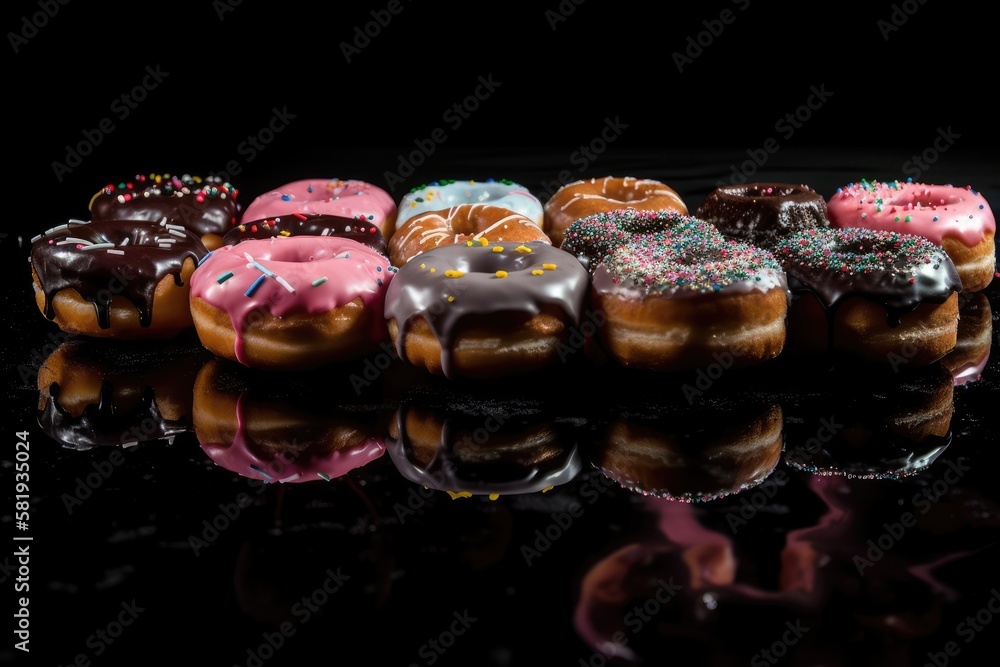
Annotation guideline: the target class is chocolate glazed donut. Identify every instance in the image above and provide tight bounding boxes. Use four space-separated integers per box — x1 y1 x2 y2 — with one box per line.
30 218 208 338
696 182 830 248
223 212 389 258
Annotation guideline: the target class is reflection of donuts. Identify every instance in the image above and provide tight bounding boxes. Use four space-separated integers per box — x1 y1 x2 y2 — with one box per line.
942 293 993 385
223 212 388 258
193 359 386 483
696 182 830 248
775 228 961 365
384 241 589 378
36 341 206 450
593 404 784 502
30 219 208 339
89 173 239 250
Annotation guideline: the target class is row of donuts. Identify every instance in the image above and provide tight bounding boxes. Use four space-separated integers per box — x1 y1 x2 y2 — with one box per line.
29 173 995 378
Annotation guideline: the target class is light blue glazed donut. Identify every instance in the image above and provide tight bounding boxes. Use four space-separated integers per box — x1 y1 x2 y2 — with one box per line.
397 179 544 229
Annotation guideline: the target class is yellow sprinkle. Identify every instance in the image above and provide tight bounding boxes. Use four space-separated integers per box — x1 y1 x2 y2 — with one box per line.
279 230 291 236
489 493 499 501
238 225 246 232
515 245 532 254
445 270 464 278
531 269 544 276
541 486 554 493
495 270 508 279
470 180 475 184
479 237 489 246
410 201 417 208
543 263 557 270
492 246 504 253
446 490 472 500
192 175 202 183
419 263 426 269
466 240 474 246
447 295 455 302
427 193 434 200
429 268 436 273
155 175 162 184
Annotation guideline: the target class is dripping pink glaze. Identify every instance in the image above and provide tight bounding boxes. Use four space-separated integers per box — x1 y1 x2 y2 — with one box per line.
242 179 398 240
190 236 394 365
199 393 386 483
828 181 995 247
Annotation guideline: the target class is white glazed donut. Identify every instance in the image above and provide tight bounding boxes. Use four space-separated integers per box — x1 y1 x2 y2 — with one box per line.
397 179 544 230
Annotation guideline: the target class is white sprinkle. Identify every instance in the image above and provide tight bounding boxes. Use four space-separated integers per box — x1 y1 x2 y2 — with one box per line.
321 228 330 236
68 218 89 224
159 216 168 225
30 234 41 243
81 243 114 251
243 252 255 263
168 229 186 238
122 441 139 448
120 237 129 246
44 224 69 235
155 238 177 244
165 223 185 231
64 237 91 245
106 249 125 255
275 275 295 293
159 243 173 248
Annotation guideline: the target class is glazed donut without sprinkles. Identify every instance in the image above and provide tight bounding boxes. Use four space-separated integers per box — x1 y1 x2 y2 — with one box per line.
544 176 687 246
30 218 208 339
774 228 961 365
827 179 996 292
224 213 388 258
567 209 788 372
89 173 238 250
241 178 398 242
189 236 395 370
397 179 544 230
696 182 830 248
389 204 551 267
384 241 590 379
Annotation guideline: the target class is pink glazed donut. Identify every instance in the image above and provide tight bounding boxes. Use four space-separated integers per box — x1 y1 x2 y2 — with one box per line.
827 179 996 292
242 178 399 243
189 236 395 369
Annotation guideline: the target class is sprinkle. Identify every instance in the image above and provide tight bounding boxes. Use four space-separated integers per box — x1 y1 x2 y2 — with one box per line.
542 263 557 270
250 261 275 278
64 237 91 245
479 238 489 246
541 486 554 493
492 245 503 253
429 268 436 273
294 212 307 220
249 464 273 480
245 274 266 296
106 249 125 255
489 493 499 501
281 194 292 201
120 237 129 246
317 472 331 481
446 491 472 500
81 243 114 251
466 240 474 246
275 275 295 293
217 271 234 283
495 270 508 279
419 263 426 269
531 269 544 276
515 245 532 253
445 270 464 278
168 229 187 238
447 295 455 302
165 223 185 231
312 277 327 286
197 250 213 266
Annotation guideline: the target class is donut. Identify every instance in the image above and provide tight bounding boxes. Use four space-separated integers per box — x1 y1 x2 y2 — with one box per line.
384 241 590 379
388 204 551 267
562 209 788 372
89 173 238 250
696 182 830 248
827 179 996 292
544 176 687 246
942 293 992 385
189 236 395 370
241 178 398 242
30 218 208 339
193 359 386 483
773 228 961 365
397 178 544 230
223 212 388 258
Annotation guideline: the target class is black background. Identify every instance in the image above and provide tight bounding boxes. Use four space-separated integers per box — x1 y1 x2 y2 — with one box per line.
5 1 1000 666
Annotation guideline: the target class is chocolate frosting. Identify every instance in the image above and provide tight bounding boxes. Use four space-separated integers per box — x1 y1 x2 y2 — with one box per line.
224 212 388 258
384 241 590 378
696 182 830 248
90 173 238 237
30 219 208 328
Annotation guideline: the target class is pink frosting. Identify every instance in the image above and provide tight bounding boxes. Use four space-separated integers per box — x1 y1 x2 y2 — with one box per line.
828 180 995 247
200 394 386 483
190 236 394 364
242 179 398 241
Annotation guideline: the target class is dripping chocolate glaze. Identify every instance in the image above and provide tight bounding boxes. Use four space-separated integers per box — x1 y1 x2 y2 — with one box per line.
90 175 238 237
696 182 830 249
224 213 388 258
31 219 208 328
383 242 590 378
